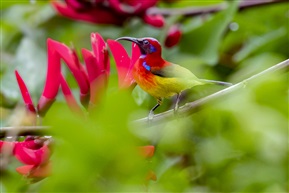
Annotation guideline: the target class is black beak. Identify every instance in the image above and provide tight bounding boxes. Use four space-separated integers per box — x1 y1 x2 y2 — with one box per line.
116 37 146 54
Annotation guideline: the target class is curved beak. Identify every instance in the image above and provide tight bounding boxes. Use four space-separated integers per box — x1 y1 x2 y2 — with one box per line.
116 37 138 44
116 37 145 54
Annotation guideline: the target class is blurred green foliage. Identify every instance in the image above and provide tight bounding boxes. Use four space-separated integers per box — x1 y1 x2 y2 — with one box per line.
1 0 288 192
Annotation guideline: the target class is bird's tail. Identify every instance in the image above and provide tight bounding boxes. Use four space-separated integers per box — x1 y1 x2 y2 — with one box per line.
200 79 233 87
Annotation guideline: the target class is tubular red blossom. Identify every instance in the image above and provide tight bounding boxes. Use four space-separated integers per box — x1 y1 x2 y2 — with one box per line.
52 1 124 25
165 24 182 48
91 33 110 79
15 71 36 113
60 74 83 114
47 39 90 107
107 39 140 88
13 143 50 166
82 33 110 106
42 39 61 99
142 14 165 28
138 145 155 158
49 40 90 96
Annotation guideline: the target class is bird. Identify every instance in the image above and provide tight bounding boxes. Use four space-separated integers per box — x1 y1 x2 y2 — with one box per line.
116 37 232 120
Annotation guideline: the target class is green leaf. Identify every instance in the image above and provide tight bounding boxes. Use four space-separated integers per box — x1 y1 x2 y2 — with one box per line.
180 1 238 65
1 37 47 102
233 27 287 62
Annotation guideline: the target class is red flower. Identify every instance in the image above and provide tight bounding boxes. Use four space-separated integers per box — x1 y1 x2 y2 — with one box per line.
1 137 52 179
13 142 50 166
15 33 110 116
82 33 110 105
51 1 124 25
16 161 52 179
51 0 165 28
107 39 140 88
164 24 182 48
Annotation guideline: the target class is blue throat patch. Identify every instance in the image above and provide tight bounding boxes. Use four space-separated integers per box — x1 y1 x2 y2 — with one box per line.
142 61 151 71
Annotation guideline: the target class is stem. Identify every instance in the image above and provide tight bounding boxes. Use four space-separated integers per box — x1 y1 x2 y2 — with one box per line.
0 126 50 138
147 0 287 16
1 59 288 136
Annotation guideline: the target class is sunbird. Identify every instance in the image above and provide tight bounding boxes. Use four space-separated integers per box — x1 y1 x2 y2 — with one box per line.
116 37 232 119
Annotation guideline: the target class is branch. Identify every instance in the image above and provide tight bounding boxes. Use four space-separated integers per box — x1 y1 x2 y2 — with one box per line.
133 59 289 125
147 0 288 16
1 59 288 136
0 126 50 138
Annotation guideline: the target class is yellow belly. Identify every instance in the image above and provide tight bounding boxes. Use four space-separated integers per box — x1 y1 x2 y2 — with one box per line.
134 74 199 99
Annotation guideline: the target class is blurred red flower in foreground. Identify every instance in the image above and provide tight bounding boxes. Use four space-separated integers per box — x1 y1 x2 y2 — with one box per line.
0 137 51 179
51 0 165 28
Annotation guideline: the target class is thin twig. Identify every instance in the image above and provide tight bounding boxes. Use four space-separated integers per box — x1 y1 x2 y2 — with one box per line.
133 59 289 125
1 59 288 136
147 0 288 16
0 126 50 138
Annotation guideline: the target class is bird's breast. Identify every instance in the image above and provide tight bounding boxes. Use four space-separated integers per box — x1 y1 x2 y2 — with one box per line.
132 62 178 98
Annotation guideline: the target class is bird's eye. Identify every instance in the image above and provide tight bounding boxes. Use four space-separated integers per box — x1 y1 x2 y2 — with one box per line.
143 40 149 45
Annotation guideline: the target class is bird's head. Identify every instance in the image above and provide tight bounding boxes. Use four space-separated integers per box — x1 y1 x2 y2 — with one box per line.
116 37 161 56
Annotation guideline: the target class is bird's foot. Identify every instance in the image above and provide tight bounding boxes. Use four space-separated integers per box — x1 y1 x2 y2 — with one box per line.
174 103 179 116
148 111 154 123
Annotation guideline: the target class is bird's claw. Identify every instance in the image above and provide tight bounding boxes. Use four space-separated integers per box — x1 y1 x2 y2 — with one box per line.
148 111 154 123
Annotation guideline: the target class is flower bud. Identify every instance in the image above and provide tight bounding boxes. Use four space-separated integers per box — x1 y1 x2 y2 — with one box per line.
165 24 182 48
143 14 165 28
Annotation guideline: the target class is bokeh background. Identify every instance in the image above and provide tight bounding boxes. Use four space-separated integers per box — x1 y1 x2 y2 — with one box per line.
1 0 288 192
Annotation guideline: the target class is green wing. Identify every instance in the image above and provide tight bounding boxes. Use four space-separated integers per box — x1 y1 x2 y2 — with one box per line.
151 63 198 79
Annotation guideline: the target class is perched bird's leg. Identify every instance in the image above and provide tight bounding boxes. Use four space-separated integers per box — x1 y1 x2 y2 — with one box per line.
174 93 181 115
148 98 162 122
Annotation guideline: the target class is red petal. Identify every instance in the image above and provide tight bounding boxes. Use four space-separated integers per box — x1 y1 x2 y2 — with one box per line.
82 49 98 83
15 71 36 113
138 145 155 158
108 0 136 14
108 0 157 14
82 49 108 106
22 139 43 150
16 162 51 178
107 39 133 88
60 74 83 114
14 143 50 166
64 0 90 11
52 2 124 25
49 39 90 97
143 14 165 28
122 42 140 87
91 33 110 77
41 38 61 100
